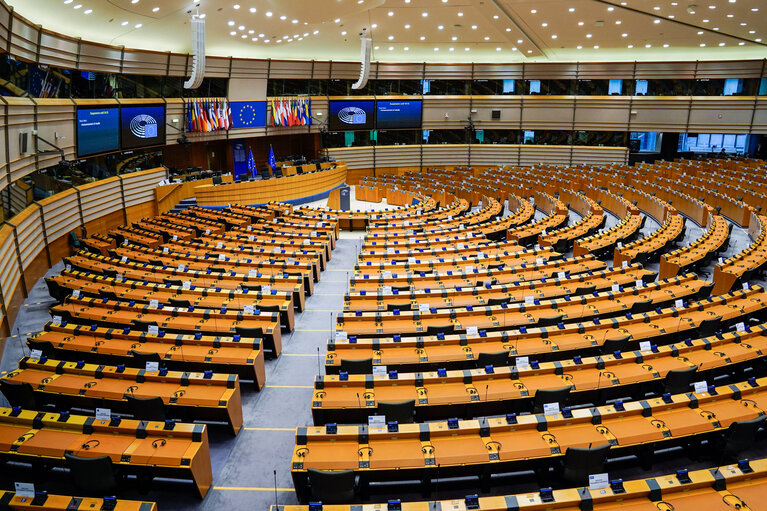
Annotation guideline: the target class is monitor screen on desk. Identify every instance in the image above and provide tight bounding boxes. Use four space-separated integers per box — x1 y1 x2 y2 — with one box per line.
120 105 166 150
329 100 376 131
376 100 422 129
76 107 120 157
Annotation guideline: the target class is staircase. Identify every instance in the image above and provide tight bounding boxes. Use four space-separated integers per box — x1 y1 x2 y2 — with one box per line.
170 198 197 214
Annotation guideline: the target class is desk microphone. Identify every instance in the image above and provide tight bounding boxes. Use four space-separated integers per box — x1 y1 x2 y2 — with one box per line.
317 347 322 376
597 371 602 390
356 392 361 408
273 469 278 509
485 384 489 402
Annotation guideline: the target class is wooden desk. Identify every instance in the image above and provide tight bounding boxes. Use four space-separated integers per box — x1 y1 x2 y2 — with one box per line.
194 165 348 206
0 491 157 510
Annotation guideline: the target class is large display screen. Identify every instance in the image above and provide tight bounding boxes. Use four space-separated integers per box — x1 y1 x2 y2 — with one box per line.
120 105 166 150
376 100 422 129
328 100 376 131
76 107 120 157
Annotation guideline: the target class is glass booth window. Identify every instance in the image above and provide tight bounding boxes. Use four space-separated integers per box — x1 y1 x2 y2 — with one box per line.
630 132 660 152
678 133 749 154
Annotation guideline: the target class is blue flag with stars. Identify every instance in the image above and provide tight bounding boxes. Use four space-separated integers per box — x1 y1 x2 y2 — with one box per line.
268 146 277 171
231 101 267 129
247 149 257 179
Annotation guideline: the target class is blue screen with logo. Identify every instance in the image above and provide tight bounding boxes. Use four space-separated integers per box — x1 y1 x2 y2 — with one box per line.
328 100 376 131
76 107 120 157
376 101 422 129
120 105 166 150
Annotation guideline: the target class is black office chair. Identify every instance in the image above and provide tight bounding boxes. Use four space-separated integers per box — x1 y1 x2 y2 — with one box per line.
387 303 408 312
235 326 264 339
340 358 373 374
561 444 612 485
131 319 158 331
307 468 356 504
696 316 722 338
169 298 192 308
148 258 165 266
573 285 596 296
377 400 416 423
162 278 183 286
126 395 166 421
0 380 38 410
27 339 55 356
694 282 714 300
275 168 284 178
208 267 227 274
600 335 631 355
537 314 564 328
663 366 697 394
486 297 509 306
532 387 572 414
629 299 654 314
98 289 118 301
64 454 118 496
427 325 455 336
129 350 162 366
260 169 271 180
552 238 570 254
212 175 223 185
713 416 766 462
641 272 658 284
476 351 510 368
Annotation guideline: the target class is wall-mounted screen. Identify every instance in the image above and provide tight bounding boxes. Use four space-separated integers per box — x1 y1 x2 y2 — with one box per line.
328 100 376 131
376 100 422 129
120 105 166 150
76 107 120 157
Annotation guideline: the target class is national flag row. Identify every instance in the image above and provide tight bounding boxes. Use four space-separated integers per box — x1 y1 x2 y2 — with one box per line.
270 97 311 127
187 99 233 133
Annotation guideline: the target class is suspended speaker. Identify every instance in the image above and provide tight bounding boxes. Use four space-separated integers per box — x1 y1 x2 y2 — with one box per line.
184 16 206 90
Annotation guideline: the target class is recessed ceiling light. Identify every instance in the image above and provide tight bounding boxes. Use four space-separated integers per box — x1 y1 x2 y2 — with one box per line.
434 47 439 51
700 43 706 46
73 4 82 9
740 22 747 25
238 25 245 30
404 46 409 50
757 38 763 42
264 39 270 42
541 22 548 27
593 44 599 48
121 20 128 25
727 13 734 17
422 11 428 17
663 43 670 47
134 23 142 28
654 19 661 23
449 47 454 51
698 30 704 34
388 11 393 16
512 46 517 50
371 23 377 28
517 39 523 43
250 7 256 13
607 6 614 11
228 20 235 26
388 35 394 40
668 14 675 18
569 7 575 12
578 21 584 25
130 0 138 3
242 35 248 39
259 33 265 37
252 37 257 41
152 7 159 12
752 8 760 11
586 33 592 38
615 20 622 24
713 27 719 30
628 44 633 48
248 29 254 34
493 14 499 19
313 30 318 34
749 30 756 33
577 45 582 49
739 41 745 45
465 47 470 51
374 45 379 50
388 45 394 50
496 47 502 51
653 6 660 10
84 8 92 13
404 24 410 28
527 49 532 53
233 4 240 9
505 27 511 32
280 15 287 20
420 35 426 40
471 25 477 29
531 9 537 13
719 42 725 46
551 34 557 38
266 11 273 17
64 0 73 3
452 35 458 40
292 19 298 23
484 35 490 40
341 30 347 35
645 43 651 47
621 32 628 37
708 4 715 8
702 18 709 22
437 25 444 29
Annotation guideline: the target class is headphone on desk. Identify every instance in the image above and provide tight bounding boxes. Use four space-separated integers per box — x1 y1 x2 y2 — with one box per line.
81 439 100 450
152 439 166 448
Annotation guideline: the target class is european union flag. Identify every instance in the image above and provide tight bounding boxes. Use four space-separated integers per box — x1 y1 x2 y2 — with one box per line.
247 149 257 179
231 101 267 129
268 146 277 170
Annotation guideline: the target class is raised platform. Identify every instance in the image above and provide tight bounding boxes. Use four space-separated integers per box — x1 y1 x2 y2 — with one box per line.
193 165 348 207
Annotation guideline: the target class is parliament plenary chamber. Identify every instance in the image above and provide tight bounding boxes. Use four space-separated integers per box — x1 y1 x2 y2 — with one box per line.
0 0 767 510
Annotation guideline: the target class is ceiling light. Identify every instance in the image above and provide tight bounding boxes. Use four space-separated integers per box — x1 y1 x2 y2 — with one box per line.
517 39 523 43
452 35 458 40
341 30 347 35
471 25 477 29
449 47 454 51
527 49 532 53
593 44 599 48
388 35 394 40
511 46 517 50
668 14 675 18
199 14 205 18
708 4 715 8
228 20 235 26
404 24 410 28
280 15 287 20
250 7 256 13
552 34 558 38
434 47 439 51
333 17 339 22
621 32 628 37
749 30 756 33
719 42 725 46
73 4 81 9
64 0 73 3
663 43 670 47
702 18 709 22
258 33 264 37
727 13 734 17
457 12 463 16
121 20 128 25
374 45 379 50
531 9 537 13
465 47 470 51
388 11 393 16
569 7 575 12
248 29 254 34
654 19 661 23
505 27 511 31
586 33 592 38
252 37 257 41
757 38 763 42
628 44 633 48
607 6 614 11
615 20 622 24
389 46 394 50
752 8 760 11
152 7 159 12
493 14 499 19
496 47 501 51
420 35 426 40
700 42 706 46
266 11 273 16
653 6 660 10
437 25 444 29
242 35 248 39
84 8 92 13
130 0 138 3
739 41 745 45
313 30 318 34
484 36 490 40
578 21 584 25
422 12 428 16
404 46 409 50
292 19 298 23
740 22 747 25
713 27 719 30
371 23 377 28
645 43 651 47
134 23 142 28
576 45 582 49
698 30 704 34
238 25 245 30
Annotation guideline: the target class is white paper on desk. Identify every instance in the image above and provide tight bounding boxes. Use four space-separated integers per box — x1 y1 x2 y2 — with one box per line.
146 361 159 372
541 229 547 236
536 258 544 265
205 229 211 235
525 296 535 305
52 314 63 325
382 270 392 278
148 325 159 336
675 299 684 308
249 235 256 242
311 231 318 237
693 381 708 394
611 284 620 292
622 261 629 268
588 473 609 490
639 341 652 352
149 299 159 308
182 281 191 290
408 257 416 264
382 286 393 294
178 264 186 272
368 415 386 429
557 272 566 279
744 282 750 290
173 235 178 241
387 248 395 254
249 269 258 277
419 303 430 312
65 264 72 272
30 349 43 360
372 365 387 376
261 285 271 294
14 482 34 498
617 241 623 248
243 305 255 315
409 237 417 243
117 274 123 281
163 247 169 254
466 326 479 336
335 331 348 341
543 402 560 416
95 408 111 421
636 280 644 288
216 242 224 249
218 254 226 261
736 322 746 332
72 290 81 298
121 256 128 263
465 266 474 273
516 356 530 368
